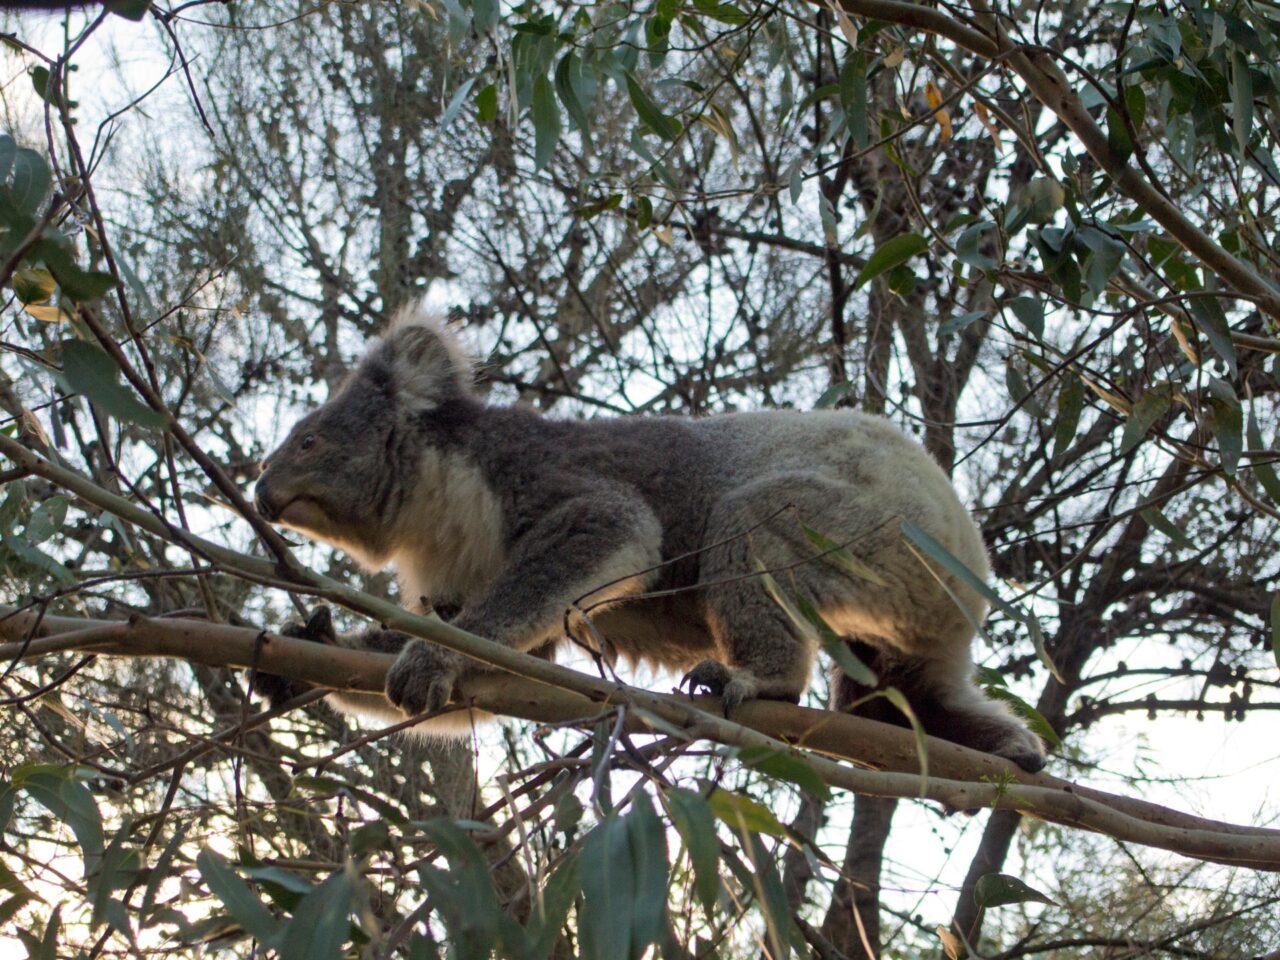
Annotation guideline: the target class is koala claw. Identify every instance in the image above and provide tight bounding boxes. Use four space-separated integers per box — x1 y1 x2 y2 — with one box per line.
680 659 756 715
251 606 337 707
385 640 462 716
681 659 731 698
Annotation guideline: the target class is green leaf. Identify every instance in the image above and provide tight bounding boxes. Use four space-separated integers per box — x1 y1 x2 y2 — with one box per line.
26 495 67 545
60 340 165 428
853 233 927 290
1008 296 1044 340
1054 375 1084 458
1206 378 1242 476
882 687 928 792
625 71 681 141
975 670 1062 748
277 869 353 960
839 53 868 148
16 767 104 868
1188 297 1237 379
1106 104 1133 164
471 0 497 33
0 134 16 182
557 51 596 142
973 872 1057 909
29 67 50 102
9 148 50 215
579 814 635 960
524 854 579 960
739 746 829 799
813 382 852 409
737 833 793 960
1139 506 1194 549
475 83 498 123
441 77 477 128
196 849 280 944
664 789 720 914
955 221 997 270
1119 390 1170 454
1028 614 1065 684
531 75 560 170
800 523 888 585
1231 50 1253 156
1246 410 1280 503
626 795 669 953
706 789 788 838
1 535 75 585
940 310 987 337
899 520 1021 621
13 266 55 304
824 637 879 686
105 0 151 19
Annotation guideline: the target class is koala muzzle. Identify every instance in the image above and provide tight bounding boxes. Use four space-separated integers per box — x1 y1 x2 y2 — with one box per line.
253 475 281 521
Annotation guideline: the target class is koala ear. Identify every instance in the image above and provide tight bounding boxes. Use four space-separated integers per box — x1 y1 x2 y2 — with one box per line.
385 306 473 409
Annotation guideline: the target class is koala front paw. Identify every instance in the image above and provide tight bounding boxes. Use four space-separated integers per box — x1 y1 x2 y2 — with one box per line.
384 640 463 716
251 607 336 707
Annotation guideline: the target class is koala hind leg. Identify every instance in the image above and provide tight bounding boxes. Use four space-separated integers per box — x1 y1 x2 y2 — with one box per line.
685 506 815 711
832 640 1046 772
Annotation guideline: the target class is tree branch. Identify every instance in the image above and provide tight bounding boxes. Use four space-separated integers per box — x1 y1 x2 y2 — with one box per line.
3 603 1280 872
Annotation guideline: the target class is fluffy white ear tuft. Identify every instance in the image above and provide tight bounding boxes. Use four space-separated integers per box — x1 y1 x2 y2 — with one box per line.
385 303 475 407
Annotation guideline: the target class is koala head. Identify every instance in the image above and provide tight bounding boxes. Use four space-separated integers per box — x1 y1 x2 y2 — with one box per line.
254 307 474 564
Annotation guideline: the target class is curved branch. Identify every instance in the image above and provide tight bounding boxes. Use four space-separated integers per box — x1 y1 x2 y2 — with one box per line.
3 603 1279 871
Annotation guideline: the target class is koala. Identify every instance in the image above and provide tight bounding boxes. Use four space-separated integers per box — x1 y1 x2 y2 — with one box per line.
252 306 1046 772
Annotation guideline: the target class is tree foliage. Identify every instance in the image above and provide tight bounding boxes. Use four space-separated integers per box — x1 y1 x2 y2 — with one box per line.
1 0 1279 957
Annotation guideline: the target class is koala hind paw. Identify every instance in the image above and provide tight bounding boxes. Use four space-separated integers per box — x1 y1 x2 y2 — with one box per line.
251 607 338 707
680 660 759 715
385 640 462 716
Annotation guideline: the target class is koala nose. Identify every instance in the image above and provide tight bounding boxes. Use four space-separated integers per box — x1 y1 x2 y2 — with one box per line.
254 475 278 520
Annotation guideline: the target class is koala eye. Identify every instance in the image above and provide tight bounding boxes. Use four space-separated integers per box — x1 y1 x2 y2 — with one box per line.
300 433 316 451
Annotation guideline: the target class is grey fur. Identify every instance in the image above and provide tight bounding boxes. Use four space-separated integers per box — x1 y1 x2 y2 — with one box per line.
254 308 1047 771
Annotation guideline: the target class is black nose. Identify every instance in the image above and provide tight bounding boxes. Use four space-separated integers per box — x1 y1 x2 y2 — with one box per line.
254 476 277 520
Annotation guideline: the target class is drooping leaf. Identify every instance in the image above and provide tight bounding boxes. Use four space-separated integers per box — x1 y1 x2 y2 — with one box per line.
899 520 1021 621
1054 375 1084 459
16 766 104 870
553 55 591 146
578 814 635 960
8 148 50 215
882 687 928 792
59 340 165 428
1270 594 1279 671
1188 297 1237 379
664 788 720 914
277 868 353 960
1246 410 1280 503
839 52 868 148
706 789 788 838
523 854 580 960
738 746 829 799
626 795 669 953
1007 296 1044 340
625 71 681 141
1231 50 1253 156
800 523 888 585
852 233 927 290
441 77 477 128
973 872 1057 909
196 849 280 944
531 75 560 170
1206 378 1243 476
1119 390 1170 454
